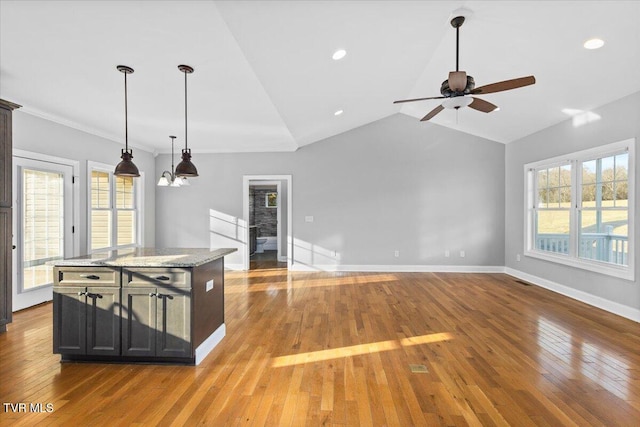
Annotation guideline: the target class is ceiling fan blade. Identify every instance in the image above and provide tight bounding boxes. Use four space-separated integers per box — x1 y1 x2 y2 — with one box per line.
471 76 536 95
448 71 467 92
393 96 445 104
469 97 498 113
420 105 444 121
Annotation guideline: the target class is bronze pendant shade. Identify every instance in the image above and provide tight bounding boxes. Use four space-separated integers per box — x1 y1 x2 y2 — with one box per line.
114 65 140 177
175 64 198 178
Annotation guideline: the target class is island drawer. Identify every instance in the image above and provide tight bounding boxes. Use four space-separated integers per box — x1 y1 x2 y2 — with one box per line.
123 267 191 288
54 267 121 287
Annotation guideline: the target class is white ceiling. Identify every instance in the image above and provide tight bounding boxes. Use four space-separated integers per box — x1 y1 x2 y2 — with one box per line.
1 1 639 154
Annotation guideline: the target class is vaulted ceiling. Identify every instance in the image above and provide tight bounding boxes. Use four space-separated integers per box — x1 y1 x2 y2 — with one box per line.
1 1 639 154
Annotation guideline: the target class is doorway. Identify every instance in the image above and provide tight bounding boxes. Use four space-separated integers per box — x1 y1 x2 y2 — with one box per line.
12 152 77 310
243 175 292 270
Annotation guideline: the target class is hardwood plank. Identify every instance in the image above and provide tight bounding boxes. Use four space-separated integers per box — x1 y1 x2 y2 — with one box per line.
1 271 639 426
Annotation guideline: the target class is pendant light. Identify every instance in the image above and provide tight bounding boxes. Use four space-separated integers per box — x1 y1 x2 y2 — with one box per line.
114 65 140 177
157 136 184 187
175 64 198 177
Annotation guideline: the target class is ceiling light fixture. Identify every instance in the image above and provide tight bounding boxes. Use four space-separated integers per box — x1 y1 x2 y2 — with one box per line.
114 65 140 177
332 49 347 60
334 109 344 116
175 64 198 178
583 38 604 50
157 135 185 187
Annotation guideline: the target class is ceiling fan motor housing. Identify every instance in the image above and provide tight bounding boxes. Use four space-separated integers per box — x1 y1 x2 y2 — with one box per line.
440 75 475 97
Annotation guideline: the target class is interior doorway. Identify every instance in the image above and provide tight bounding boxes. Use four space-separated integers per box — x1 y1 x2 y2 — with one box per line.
242 175 292 270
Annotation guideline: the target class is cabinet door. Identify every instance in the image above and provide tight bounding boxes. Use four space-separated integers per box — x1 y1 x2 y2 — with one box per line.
86 287 121 356
156 288 192 358
53 287 86 354
122 287 156 357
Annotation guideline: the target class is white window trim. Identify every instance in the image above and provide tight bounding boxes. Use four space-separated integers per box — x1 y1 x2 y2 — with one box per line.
87 161 144 253
524 138 635 281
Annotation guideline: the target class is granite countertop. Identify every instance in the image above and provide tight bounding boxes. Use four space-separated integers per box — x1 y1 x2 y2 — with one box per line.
52 248 237 268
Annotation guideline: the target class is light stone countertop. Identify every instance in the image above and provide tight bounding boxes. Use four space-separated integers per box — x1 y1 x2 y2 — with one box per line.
52 248 237 268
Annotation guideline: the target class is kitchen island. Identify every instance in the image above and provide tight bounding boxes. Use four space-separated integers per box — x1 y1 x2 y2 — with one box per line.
52 248 236 365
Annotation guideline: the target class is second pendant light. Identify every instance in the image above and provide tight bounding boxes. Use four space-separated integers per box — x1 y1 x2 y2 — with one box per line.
175 64 198 178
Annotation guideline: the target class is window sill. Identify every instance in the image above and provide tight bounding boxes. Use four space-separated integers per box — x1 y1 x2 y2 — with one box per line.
525 250 634 281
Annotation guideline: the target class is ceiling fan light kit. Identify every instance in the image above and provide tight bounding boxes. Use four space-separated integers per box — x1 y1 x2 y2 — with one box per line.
394 13 536 121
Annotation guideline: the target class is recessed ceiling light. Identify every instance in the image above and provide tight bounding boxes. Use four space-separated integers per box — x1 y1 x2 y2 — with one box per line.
332 49 347 60
583 38 604 50
334 109 344 116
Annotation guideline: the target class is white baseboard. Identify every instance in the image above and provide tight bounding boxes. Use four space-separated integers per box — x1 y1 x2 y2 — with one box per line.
289 264 505 273
194 323 226 365
505 267 640 323
225 263 245 271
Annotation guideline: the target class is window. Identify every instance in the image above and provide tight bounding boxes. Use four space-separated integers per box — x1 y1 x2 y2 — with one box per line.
525 139 635 280
22 168 65 289
88 162 142 252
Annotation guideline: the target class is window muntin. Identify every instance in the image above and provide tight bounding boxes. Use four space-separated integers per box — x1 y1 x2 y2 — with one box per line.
525 139 634 280
89 165 140 252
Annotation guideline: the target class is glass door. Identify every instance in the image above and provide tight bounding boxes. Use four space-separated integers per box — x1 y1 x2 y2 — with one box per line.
12 157 74 310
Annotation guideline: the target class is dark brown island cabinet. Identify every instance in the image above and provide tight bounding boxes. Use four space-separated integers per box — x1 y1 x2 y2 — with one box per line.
52 248 236 365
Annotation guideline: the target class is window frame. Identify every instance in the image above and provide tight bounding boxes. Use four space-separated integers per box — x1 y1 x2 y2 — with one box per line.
87 161 144 253
524 139 635 281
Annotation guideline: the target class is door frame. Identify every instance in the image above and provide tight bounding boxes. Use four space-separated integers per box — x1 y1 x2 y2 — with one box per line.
12 149 79 310
242 175 292 270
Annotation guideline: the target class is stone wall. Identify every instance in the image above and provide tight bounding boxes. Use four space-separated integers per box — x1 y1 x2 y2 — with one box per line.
251 187 277 237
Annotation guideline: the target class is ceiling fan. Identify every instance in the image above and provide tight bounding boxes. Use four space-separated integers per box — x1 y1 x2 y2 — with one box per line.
394 15 535 121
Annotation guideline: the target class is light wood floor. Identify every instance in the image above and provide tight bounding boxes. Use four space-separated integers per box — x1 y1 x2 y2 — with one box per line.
1 270 639 426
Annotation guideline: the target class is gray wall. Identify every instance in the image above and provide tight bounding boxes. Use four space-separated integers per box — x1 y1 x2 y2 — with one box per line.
505 91 640 311
155 113 505 269
12 111 156 255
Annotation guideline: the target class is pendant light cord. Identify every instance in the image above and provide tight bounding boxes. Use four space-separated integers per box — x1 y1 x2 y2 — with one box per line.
456 26 459 72
124 71 129 151
184 69 188 150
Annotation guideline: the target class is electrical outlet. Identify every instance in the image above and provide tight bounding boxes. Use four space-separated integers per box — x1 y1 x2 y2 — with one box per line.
305 216 314 223
206 279 214 292
394 250 400 257
516 254 521 262
460 250 465 258
445 250 450 257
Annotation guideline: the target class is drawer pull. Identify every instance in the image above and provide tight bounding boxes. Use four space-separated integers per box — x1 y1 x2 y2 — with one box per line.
149 293 157 298
155 275 170 281
77 291 87 296
81 274 101 280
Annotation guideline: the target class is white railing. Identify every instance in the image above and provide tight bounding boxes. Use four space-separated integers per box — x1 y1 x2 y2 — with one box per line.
536 229 628 265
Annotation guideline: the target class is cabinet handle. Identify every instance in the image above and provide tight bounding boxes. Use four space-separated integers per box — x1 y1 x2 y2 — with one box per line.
149 293 157 298
81 274 100 280
77 291 87 296
155 275 170 281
